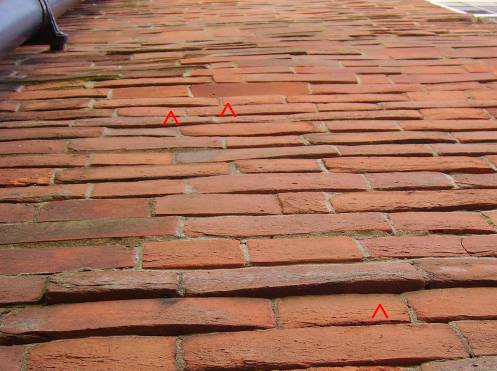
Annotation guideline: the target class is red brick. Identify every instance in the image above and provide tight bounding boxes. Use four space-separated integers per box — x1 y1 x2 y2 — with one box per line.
0 276 46 305
221 95 286 105
56 163 229 182
183 261 423 296
278 294 409 328
181 122 319 136
293 110 422 121
90 152 173 166
326 120 400 132
406 288 497 322
332 189 497 213
421 108 489 120
366 172 452 190
278 192 329 214
0 346 24 371
69 137 222 151
399 120 497 131
307 132 454 145
462 235 497 257
385 47 443 59
392 73 496 84
191 82 308 97
247 237 361 265
155 194 281 216
311 84 420 94
452 173 497 189
95 97 217 108
143 239 244 269
96 77 210 88
112 86 188 98
0 101 18 112
421 356 497 371
432 143 497 156
317 103 379 112
0 109 112 122
92 179 184 198
188 103 316 116
0 217 178 245
0 140 66 155
0 127 102 141
362 236 466 258
176 145 339 163
324 156 491 173
0 184 87 202
453 131 497 144
9 89 109 100
288 94 407 104
0 245 133 275
413 258 497 288
47 270 178 303
456 320 497 356
338 144 433 157
0 298 274 342
226 135 303 148
117 106 186 117
189 173 366 193
185 213 390 238
182 324 466 370
0 154 88 168
38 198 150 221
0 169 52 187
483 210 497 226
26 336 176 370
245 73 357 83
0 204 35 223
407 91 467 101
390 212 495 234
236 159 321 173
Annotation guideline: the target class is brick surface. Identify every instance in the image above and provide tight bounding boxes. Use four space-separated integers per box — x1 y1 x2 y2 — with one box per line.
26 336 176 370
278 192 329 214
421 356 497 371
183 261 424 297
462 235 497 257
143 239 244 269
247 237 361 265
0 346 24 371
0 276 46 305
0 298 274 342
236 159 321 173
406 288 497 322
456 320 497 356
183 324 466 370
46 270 178 303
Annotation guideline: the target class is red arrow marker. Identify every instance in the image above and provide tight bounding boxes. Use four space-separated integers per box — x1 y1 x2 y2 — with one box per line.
371 304 389 319
163 110 180 126
219 102 237 117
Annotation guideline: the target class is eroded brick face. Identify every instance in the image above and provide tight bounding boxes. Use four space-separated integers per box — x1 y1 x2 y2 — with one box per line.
1 0 497 368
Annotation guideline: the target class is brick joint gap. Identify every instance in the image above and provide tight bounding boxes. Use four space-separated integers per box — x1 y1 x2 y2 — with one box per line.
175 337 187 371
449 321 475 357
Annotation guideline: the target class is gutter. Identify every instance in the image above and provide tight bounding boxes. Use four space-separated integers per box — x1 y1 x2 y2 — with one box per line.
0 0 81 58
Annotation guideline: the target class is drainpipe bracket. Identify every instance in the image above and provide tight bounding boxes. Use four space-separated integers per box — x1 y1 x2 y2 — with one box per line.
26 0 68 51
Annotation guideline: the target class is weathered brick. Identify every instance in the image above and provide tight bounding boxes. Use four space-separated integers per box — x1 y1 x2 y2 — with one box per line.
8 89 109 100
421 356 497 371
112 86 188 98
90 152 173 166
278 192 329 214
191 82 308 97
183 261 423 296
278 294 409 328
390 212 495 234
47 270 178 303
176 145 339 163
92 179 184 198
143 239 244 269
456 320 497 356
155 194 281 216
0 298 274 342
325 156 491 173
26 336 176 370
181 122 319 136
413 258 497 288
399 120 497 131
226 135 303 148
68 137 222 151
326 120 400 132
462 235 497 257
311 84 420 94
0 245 134 274
0 184 87 202
406 288 497 322
185 213 390 237
0 140 66 155
308 132 453 145
0 154 88 168
0 169 52 187
317 103 379 111
0 127 102 141
0 204 35 223
38 198 150 221
183 324 466 370
0 276 46 305
236 159 321 173
332 189 497 213
288 94 407 103
188 103 316 116
295 110 422 122
338 144 433 157
189 173 366 193
432 143 497 156
366 172 452 190
0 345 24 371
247 237 361 265
0 217 178 245
362 236 466 258
452 173 497 189
56 163 229 182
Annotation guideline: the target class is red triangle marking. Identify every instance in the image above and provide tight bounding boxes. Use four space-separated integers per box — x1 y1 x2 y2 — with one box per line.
371 303 389 319
163 110 180 126
219 102 237 117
